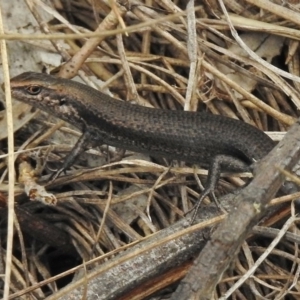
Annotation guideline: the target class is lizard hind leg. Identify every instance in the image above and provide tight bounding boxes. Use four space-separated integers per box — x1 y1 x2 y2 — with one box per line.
189 154 251 224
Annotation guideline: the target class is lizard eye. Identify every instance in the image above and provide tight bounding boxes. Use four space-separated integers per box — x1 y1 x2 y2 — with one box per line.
26 85 41 95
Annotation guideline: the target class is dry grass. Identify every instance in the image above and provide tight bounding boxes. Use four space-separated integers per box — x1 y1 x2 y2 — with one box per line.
1 0 300 299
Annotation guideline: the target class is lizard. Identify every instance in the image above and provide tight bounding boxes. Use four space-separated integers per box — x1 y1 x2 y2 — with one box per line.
9 72 276 220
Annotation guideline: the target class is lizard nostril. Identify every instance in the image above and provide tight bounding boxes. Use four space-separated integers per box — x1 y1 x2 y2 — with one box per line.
59 98 66 106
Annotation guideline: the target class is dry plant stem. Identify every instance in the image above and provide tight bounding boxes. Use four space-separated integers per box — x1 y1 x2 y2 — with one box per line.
38 198 291 300
67 39 116 82
221 81 254 126
198 40 278 90
86 57 189 84
59 4 127 78
96 207 142 241
43 209 224 300
227 15 300 41
219 0 300 84
85 51 298 125
171 118 300 299
27 120 65 149
13 216 30 290
199 38 300 110
2 8 195 41
96 181 113 243
0 5 15 299
146 167 170 220
88 58 187 104
0 102 39 140
4 0 300 299
201 60 295 126
123 8 295 124
286 40 299 65
14 206 76 256
223 0 250 15
109 0 127 34
25 0 70 61
252 225 300 244
245 0 300 27
115 33 140 103
153 0 182 14
223 20 300 110
18 158 57 205
140 0 152 87
0 127 45 184
220 215 296 299
185 0 198 112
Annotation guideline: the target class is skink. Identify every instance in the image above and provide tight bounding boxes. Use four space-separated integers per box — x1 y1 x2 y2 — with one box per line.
10 72 276 218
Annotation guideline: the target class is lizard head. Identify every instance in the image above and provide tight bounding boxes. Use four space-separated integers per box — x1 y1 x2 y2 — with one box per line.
9 72 86 128
10 72 66 109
